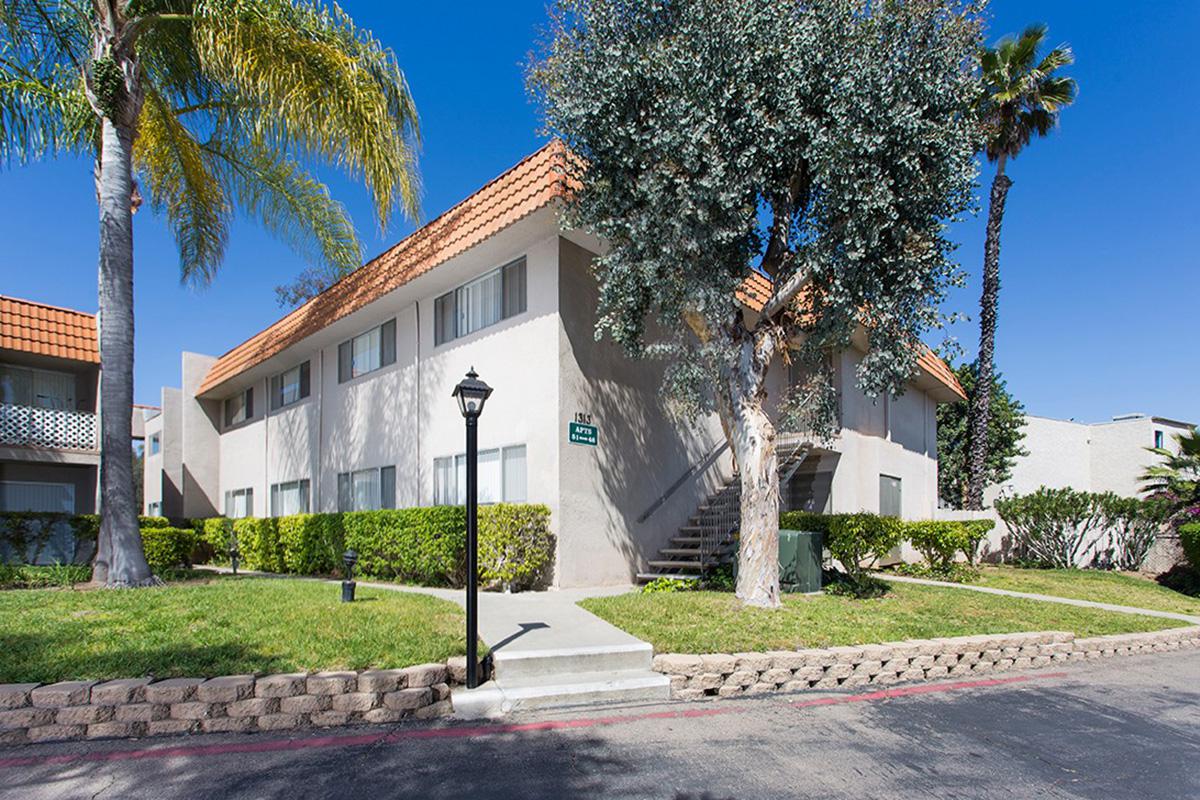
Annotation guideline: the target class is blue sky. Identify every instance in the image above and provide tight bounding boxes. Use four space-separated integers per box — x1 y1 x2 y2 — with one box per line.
1 1 1196 425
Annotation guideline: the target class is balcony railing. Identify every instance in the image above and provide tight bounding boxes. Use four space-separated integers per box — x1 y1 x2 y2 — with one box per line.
0 403 98 451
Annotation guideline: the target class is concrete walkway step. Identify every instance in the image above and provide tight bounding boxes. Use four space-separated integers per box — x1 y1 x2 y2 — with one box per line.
491 642 653 681
452 669 670 718
636 572 700 583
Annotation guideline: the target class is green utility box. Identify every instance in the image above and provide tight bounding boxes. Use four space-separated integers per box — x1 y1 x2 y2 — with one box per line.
779 529 823 594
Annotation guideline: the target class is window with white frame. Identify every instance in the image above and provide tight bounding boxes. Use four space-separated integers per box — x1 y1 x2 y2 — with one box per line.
0 481 75 513
146 501 162 517
434 258 526 346
149 433 161 455
433 445 526 505
224 487 253 518
337 466 396 512
224 387 254 427
270 479 310 516
270 362 310 411
338 319 396 382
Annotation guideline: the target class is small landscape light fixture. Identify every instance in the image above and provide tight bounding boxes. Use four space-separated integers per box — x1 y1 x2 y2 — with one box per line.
342 549 358 603
228 529 240 576
452 367 493 689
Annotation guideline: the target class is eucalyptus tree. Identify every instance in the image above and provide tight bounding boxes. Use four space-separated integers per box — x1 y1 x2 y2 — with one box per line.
0 0 419 586
532 0 982 606
965 24 1075 509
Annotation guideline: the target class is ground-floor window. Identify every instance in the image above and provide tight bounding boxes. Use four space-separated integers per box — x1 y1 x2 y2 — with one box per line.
337 466 396 512
0 480 74 513
224 487 253 518
433 444 526 505
146 501 162 516
270 479 310 517
879 474 902 517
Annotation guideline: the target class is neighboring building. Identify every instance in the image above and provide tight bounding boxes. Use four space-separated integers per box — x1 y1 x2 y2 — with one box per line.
986 413 1196 502
0 295 101 514
144 143 966 587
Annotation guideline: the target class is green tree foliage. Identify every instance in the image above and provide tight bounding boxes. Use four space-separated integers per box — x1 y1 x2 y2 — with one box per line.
0 1 420 586
531 0 983 606
965 24 1075 509
938 361 1027 508
1141 427 1200 520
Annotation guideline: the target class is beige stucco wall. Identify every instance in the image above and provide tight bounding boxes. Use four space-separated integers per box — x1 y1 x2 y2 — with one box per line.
180 354 220 518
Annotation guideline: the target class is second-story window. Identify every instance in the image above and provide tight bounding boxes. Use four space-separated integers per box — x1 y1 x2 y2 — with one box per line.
338 319 396 383
149 433 161 455
1154 430 1165 449
434 258 527 346
224 387 254 427
0 365 76 410
270 362 310 411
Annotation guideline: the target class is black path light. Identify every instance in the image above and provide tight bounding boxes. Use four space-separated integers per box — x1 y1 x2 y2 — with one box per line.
342 549 358 603
228 527 239 576
452 367 493 689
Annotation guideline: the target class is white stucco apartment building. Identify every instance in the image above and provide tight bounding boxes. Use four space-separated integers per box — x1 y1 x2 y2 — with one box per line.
144 143 967 587
985 413 1195 503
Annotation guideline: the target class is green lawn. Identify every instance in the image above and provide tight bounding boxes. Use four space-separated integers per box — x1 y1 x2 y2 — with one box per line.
579 583 1190 654
0 576 467 684
971 566 1200 617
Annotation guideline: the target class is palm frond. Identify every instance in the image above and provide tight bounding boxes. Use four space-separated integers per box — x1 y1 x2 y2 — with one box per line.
134 84 231 284
204 136 362 279
0 56 91 164
185 0 420 229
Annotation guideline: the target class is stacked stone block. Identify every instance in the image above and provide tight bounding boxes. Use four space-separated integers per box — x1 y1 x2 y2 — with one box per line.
0 660 467 745
653 626 1200 700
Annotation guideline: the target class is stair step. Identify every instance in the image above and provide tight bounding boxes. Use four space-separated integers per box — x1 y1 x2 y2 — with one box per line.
646 560 715 570
658 548 705 557
491 642 653 681
452 669 671 718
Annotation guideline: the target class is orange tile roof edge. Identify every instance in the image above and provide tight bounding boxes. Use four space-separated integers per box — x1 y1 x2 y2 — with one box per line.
198 140 576 396
0 294 99 365
736 273 966 401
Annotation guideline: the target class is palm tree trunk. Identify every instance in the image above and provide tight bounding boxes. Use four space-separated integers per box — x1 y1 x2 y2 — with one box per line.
966 156 1011 510
718 327 782 609
95 115 155 587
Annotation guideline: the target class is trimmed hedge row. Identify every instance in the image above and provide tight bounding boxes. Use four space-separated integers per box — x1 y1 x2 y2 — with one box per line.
210 504 554 591
779 511 995 575
1181 522 1200 571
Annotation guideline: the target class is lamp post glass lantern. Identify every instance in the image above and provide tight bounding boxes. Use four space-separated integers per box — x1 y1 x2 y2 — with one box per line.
452 367 492 689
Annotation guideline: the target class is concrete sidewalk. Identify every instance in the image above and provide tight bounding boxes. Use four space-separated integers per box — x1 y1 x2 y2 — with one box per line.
875 572 1200 624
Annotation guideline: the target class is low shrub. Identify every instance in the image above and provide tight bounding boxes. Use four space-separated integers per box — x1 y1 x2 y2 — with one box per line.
1156 563 1200 598
140 527 198 574
823 572 891 599
0 563 91 589
197 518 233 565
1180 522 1200 572
906 519 995 572
779 511 832 534
641 577 696 594
343 507 466 586
892 561 979 583
826 513 904 578
278 513 345 575
233 517 283 573
478 504 554 591
1101 496 1170 570
995 488 1107 568
702 562 736 592
138 516 171 529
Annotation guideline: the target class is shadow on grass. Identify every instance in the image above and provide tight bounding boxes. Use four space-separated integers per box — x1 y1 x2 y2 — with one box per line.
0 632 277 684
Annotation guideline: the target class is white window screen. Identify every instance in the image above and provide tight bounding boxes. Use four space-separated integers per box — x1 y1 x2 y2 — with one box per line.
456 270 503 339
224 488 253 518
352 327 382 377
0 481 75 513
502 446 527 502
433 457 456 505
270 480 310 516
279 366 302 406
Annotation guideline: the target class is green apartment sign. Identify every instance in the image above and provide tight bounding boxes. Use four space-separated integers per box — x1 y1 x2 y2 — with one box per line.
568 421 598 447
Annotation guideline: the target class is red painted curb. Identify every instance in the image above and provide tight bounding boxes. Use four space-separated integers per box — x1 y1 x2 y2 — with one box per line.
0 671 1066 771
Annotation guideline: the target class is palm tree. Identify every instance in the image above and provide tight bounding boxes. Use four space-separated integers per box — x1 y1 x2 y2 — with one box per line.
965 24 1075 510
0 1 419 586
1141 428 1200 520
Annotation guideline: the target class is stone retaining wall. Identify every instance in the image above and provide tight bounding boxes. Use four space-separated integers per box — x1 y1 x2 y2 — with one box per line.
652 627 1200 700
0 657 474 745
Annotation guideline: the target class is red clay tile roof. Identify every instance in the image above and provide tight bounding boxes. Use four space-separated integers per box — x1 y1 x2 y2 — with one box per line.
737 274 966 401
199 141 576 396
0 295 99 364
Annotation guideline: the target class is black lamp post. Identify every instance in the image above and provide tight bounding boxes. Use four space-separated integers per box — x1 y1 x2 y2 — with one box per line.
228 532 239 576
452 367 493 689
342 549 358 603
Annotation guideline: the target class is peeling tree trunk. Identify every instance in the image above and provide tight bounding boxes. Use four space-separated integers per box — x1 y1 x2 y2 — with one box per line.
966 156 1011 511
718 325 782 609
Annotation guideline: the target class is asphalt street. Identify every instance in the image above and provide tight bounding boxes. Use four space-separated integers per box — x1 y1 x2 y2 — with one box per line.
2 651 1197 799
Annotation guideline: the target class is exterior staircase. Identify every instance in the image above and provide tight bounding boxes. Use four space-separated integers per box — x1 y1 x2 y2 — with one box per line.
636 433 812 584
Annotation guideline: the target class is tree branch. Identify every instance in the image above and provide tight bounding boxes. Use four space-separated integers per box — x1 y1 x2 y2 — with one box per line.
758 263 811 322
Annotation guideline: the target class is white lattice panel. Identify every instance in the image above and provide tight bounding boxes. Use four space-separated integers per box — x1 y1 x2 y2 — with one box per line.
0 403 97 450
